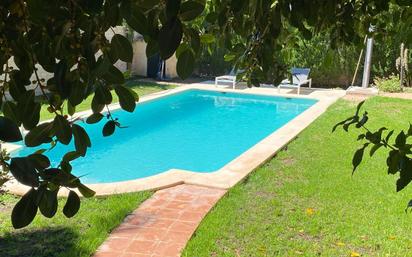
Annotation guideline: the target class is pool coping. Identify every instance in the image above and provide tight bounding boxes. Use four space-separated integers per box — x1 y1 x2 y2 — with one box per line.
4 85 345 196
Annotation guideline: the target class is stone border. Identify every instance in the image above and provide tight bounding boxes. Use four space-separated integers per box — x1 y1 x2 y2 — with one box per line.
5 84 345 196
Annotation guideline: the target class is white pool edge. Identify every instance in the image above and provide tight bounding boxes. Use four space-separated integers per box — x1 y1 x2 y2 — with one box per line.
5 85 345 196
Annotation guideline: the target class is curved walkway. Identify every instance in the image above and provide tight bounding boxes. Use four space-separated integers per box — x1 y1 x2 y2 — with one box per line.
94 184 226 257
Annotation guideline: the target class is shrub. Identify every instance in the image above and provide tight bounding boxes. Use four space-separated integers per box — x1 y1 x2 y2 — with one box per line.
0 148 11 193
374 75 402 92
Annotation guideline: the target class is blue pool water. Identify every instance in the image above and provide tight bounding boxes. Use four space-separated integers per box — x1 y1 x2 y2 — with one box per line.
14 89 317 183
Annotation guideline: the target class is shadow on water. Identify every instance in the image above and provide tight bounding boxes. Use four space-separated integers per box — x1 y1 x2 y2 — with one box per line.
0 227 83 257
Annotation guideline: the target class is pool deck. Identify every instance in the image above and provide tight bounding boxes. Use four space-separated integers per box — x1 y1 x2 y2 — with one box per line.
4 83 346 196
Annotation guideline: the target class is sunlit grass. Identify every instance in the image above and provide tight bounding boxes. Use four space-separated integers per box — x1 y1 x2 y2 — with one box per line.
183 96 412 257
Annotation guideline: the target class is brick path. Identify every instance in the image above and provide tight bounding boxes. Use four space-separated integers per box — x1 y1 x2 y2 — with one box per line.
94 184 226 257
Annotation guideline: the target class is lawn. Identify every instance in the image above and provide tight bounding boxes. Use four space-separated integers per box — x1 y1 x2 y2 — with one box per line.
183 96 412 257
0 192 152 257
40 81 176 120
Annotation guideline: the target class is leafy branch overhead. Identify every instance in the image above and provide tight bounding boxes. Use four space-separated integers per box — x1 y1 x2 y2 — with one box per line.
0 0 411 228
333 101 412 210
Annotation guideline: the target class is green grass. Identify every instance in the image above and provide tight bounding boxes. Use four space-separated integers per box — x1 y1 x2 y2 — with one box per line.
40 81 176 120
183 96 412 257
0 191 152 257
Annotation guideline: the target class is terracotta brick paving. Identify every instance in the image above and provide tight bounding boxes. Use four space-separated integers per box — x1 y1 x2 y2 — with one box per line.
94 184 226 257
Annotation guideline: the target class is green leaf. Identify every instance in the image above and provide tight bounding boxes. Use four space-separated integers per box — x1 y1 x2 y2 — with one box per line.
38 188 58 218
54 59 70 99
230 0 246 13
62 151 82 163
86 113 104 124
179 1 205 21
158 18 183 60
10 157 39 187
72 124 91 156
92 94 105 114
146 39 159 57
121 2 147 34
93 57 111 77
95 85 113 105
69 82 85 107
17 91 40 130
114 85 138 112
2 101 20 125
53 115 72 145
0 116 22 142
176 49 195 79
103 65 125 84
188 28 200 53
67 101 76 116
111 34 133 63
176 43 190 58
352 143 369 174
63 190 80 218
166 0 181 19
24 122 54 147
78 184 96 198
103 120 116 137
12 188 38 229
224 53 236 62
41 168 79 187
28 154 50 170
270 5 281 38
200 33 215 44
92 55 111 77
104 1 120 26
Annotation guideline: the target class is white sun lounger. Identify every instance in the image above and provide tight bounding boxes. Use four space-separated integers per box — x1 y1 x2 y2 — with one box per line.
278 68 312 94
215 69 239 89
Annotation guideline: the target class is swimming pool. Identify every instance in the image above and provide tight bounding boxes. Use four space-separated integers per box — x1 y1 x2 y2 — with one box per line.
13 89 317 183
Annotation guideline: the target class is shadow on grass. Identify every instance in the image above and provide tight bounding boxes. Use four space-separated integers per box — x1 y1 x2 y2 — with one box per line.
0 227 84 257
125 80 172 90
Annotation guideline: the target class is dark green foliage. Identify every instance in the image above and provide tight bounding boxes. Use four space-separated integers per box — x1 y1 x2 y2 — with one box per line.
11 188 38 229
38 187 58 218
86 113 104 124
53 115 72 145
9 157 39 187
63 191 81 218
0 116 22 142
103 120 116 137
180 1 205 21
24 122 54 147
0 0 410 229
177 49 195 79
72 124 91 156
111 34 133 63
158 18 183 60
115 85 138 112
